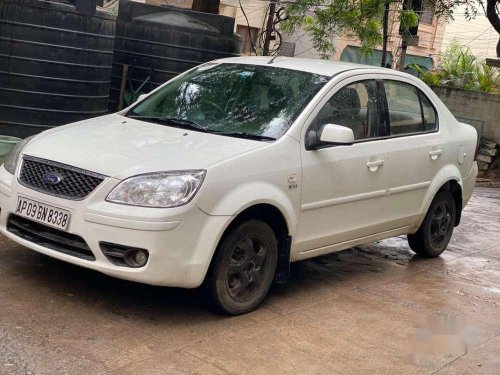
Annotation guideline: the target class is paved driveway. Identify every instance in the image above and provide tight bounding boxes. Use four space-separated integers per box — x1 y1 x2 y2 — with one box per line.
0 187 499 374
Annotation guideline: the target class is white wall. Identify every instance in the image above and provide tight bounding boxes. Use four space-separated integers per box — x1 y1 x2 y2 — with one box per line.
441 6 498 59
221 0 268 31
281 31 329 59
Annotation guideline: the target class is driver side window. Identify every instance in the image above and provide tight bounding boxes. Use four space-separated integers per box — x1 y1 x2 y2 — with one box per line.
309 80 384 141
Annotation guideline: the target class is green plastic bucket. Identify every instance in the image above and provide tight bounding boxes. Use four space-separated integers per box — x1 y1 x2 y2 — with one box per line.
0 136 22 164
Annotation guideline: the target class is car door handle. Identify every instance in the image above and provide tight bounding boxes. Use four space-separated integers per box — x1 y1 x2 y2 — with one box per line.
429 149 443 160
366 160 384 172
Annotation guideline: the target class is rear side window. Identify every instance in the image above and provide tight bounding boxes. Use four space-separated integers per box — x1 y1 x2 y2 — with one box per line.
384 80 437 135
420 92 437 130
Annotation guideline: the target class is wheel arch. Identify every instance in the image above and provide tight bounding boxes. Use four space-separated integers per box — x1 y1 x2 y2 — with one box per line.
206 203 292 285
416 169 464 231
438 180 463 226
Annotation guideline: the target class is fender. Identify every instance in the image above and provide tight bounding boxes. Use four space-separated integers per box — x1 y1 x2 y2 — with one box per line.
411 163 463 232
196 181 299 239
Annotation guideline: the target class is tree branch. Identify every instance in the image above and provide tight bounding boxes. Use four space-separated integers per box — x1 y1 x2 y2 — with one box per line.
486 0 500 34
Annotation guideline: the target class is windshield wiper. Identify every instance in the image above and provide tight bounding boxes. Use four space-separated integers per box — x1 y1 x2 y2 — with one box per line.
128 116 276 141
212 131 276 141
128 115 209 133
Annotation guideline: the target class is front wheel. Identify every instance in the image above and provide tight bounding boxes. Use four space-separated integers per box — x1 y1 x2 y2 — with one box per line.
207 219 278 315
408 190 456 257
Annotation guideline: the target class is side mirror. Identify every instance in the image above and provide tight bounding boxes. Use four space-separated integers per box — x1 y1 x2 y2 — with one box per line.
318 124 355 146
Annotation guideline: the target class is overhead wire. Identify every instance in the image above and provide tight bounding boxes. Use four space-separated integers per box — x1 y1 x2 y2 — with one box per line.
239 0 258 55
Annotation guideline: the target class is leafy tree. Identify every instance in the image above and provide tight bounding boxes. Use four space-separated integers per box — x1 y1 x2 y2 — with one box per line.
282 0 500 59
282 0 390 58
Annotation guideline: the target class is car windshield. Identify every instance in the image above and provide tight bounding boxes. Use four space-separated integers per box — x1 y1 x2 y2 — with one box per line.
127 63 329 140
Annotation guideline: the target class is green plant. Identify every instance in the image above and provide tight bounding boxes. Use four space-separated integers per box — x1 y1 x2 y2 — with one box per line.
419 41 500 94
413 66 442 86
399 10 419 31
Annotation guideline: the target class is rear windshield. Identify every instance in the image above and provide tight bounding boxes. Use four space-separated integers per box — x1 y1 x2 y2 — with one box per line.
128 63 329 139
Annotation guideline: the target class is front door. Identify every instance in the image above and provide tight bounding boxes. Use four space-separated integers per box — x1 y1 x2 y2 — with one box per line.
296 77 395 255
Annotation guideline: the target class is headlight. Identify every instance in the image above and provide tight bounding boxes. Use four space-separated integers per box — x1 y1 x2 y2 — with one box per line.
4 136 35 175
106 170 206 208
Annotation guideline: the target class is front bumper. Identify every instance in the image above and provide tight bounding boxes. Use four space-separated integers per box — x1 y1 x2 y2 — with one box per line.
0 165 231 288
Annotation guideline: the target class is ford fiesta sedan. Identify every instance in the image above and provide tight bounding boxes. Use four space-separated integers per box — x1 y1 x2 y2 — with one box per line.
0 57 478 314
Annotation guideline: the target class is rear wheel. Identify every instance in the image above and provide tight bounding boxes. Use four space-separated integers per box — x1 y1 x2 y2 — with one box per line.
408 190 456 257
207 219 278 315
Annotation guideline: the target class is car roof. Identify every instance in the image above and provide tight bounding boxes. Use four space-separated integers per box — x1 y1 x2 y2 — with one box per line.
213 56 398 77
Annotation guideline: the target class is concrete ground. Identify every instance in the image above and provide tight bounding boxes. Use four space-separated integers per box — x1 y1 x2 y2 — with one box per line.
0 187 499 375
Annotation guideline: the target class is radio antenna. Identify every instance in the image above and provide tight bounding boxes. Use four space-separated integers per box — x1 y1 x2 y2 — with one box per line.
267 54 279 64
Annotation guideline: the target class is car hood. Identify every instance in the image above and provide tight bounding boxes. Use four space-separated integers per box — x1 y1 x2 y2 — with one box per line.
22 114 267 179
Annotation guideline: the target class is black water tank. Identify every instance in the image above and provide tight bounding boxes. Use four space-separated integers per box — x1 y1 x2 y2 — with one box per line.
0 0 116 137
109 0 241 111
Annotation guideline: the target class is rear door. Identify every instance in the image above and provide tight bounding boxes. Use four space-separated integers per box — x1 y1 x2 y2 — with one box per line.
380 78 445 228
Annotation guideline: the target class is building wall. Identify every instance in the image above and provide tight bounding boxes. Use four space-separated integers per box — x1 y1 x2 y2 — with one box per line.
220 0 268 31
432 86 500 143
282 30 323 59
331 5 445 68
441 6 497 59
281 4 445 68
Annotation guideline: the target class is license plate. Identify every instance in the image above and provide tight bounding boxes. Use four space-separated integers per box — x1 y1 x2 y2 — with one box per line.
15 197 71 231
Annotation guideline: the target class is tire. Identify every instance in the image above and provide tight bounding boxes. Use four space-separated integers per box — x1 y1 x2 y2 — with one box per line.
407 190 456 257
207 219 278 315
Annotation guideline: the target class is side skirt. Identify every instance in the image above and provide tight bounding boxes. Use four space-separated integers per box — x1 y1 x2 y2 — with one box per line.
292 226 410 262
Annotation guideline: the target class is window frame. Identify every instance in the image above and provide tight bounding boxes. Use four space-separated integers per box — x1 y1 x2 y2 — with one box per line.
236 25 259 55
380 78 439 139
304 78 389 150
419 3 435 25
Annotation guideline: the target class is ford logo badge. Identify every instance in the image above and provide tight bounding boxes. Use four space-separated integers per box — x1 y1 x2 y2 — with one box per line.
42 172 62 185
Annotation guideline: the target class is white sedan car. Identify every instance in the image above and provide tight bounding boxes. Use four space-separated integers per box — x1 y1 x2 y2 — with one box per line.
0 57 478 314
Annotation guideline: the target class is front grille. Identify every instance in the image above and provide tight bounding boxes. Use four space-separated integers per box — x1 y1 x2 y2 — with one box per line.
7 215 95 261
19 156 105 200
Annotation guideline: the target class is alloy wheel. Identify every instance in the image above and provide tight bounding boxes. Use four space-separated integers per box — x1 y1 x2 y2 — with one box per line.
430 201 452 248
226 236 269 302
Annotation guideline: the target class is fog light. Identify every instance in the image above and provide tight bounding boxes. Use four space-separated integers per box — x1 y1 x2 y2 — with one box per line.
100 242 150 268
125 249 149 267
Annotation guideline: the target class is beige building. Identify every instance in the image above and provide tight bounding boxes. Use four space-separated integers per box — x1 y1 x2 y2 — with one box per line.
335 4 445 70
282 3 445 70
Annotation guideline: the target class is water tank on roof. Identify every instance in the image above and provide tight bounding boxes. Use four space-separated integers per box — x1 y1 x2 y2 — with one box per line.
0 0 116 137
109 0 241 111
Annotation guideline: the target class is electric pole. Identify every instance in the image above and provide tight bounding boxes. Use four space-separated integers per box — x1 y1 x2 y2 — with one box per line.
399 36 408 71
381 0 390 67
263 0 278 56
